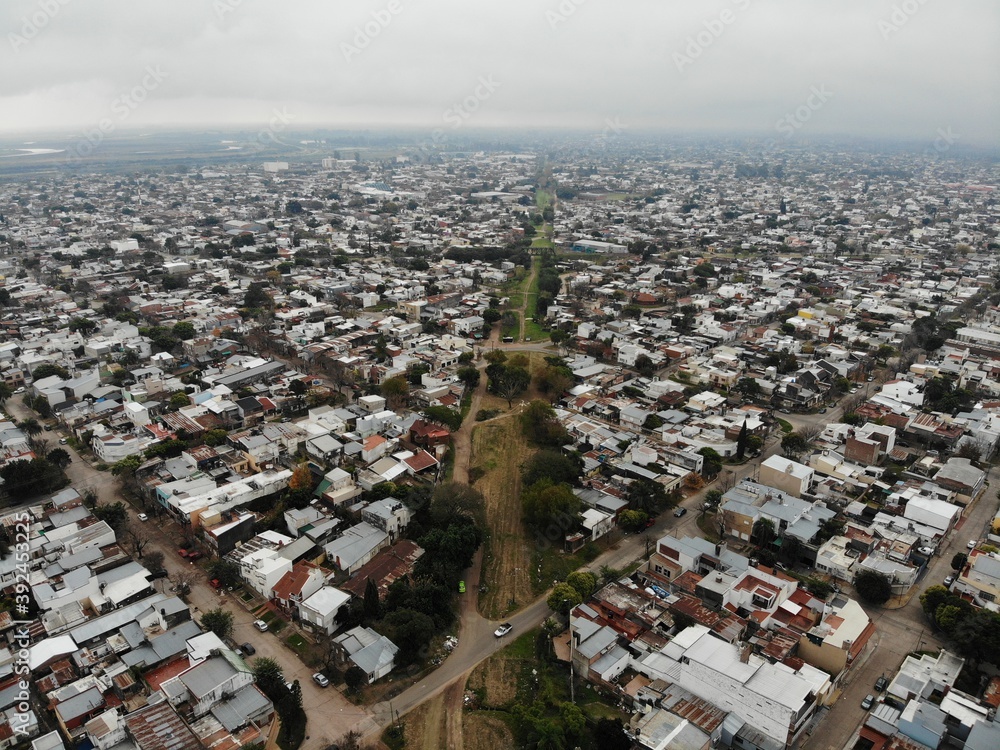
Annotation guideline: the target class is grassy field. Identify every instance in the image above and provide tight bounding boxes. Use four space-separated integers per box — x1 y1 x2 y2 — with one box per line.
522 258 550 341
472 416 538 618
535 189 553 209
501 311 520 341
532 542 602 596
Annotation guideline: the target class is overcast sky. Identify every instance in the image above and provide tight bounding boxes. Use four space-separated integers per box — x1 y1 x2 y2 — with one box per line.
2 0 998 147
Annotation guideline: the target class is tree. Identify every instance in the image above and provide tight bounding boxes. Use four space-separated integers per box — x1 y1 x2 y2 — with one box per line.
168 392 190 410
634 354 655 378
344 666 367 690
626 478 669 513
244 282 271 309
363 578 380 622
123 521 151 559
46 447 71 469
0 383 10 407
17 418 41 437
145 550 165 573
747 434 764 454
456 365 481 389
378 608 436 665
618 509 649 532
854 569 892 605
380 376 409 410
172 321 196 340
781 433 808 457
521 450 582 488
752 518 776 548
698 447 723 477
92 501 129 532
289 464 313 492
207 559 242 588
251 657 285 693
482 307 502 325
522 478 580 532
951 553 967 571
592 718 632 750
201 608 234 640
705 489 724 507
547 582 582 615
920 585 952 620
31 363 70 380
489 364 530 408
520 400 570 446
734 377 762 399
736 420 748 459
429 482 485 526
566 571 598 600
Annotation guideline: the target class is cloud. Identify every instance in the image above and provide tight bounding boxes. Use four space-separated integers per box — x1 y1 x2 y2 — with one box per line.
1 0 997 146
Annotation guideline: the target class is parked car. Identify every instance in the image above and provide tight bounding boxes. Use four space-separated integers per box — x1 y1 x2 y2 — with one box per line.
13 387 24 394
186 551 202 562
967 539 977 550
875 676 889 692
673 507 687 517
209 578 222 589
312 672 330 687
178 549 190 558
146 570 168 580
58 437 68 444
944 575 954 586
240 642 256 656
137 513 148 522
254 619 269 632
494 622 513 638
861 694 875 710
917 546 934 556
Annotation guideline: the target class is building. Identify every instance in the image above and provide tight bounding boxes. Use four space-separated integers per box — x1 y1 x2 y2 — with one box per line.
759 456 815 498
332 626 398 684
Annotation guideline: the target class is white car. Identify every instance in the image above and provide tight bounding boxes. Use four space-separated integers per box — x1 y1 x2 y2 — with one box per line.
137 513 148 522
312 672 329 687
967 540 977 550
494 622 513 638
253 619 268 632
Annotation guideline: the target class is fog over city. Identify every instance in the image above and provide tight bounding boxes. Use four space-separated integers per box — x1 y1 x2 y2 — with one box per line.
2 0 998 146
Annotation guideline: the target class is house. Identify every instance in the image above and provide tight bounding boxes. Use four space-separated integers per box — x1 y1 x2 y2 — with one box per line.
332 625 398 683
633 624 831 749
324 522 389 574
270 561 326 616
933 457 986 500
362 498 411 542
953 549 1000 609
569 617 630 687
759 455 815 498
409 419 451 448
239 547 293 598
299 586 352 636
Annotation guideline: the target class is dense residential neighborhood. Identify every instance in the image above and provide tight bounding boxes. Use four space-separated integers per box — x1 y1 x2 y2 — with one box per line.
0 139 998 750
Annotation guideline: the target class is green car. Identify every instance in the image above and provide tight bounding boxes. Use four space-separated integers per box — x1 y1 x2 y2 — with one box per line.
458 580 466 593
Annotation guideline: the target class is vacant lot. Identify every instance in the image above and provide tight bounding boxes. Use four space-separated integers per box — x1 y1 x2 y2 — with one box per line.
463 713 516 750
471 416 537 619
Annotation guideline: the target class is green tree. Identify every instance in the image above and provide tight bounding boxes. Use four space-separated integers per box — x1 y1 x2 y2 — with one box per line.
378 608 436 666
547 582 582 615
251 657 285 692
618 509 649 533
951 553 967 571
456 365 481 389
172 321 196 340
30 363 69 381
752 518 776 548
0 457 66 499
429 482 485 526
521 450 582 488
201 608 234 640
698 447 723 476
781 433 808 457
344 666 367 690
207 560 242 588
46 447 71 469
626 478 669 513
920 585 952 619
380 376 409 410
169 392 190 409
112 454 143 476
854 569 892 605
521 478 580 532
736 420 748 459
566 571 598 600
593 718 632 750
520 399 570 446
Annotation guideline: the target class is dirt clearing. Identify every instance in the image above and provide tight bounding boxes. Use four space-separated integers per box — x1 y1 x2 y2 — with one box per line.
471 416 537 619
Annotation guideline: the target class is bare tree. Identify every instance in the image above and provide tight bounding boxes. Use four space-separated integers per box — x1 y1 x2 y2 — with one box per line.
144 550 165 573
169 569 197 598
797 423 823 445
840 392 867 415
121 521 151 559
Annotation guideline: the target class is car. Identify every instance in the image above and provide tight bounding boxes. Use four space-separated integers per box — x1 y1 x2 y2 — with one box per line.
967 539 977 550
819 407 828 413
146 569 168 580
240 642 256 656
861 694 875 710
58 437 68 444
494 622 513 638
178 548 190 558
209 578 222 589
44 424 52 431
253 619 269 632
312 672 330 687
458 580 466 593
918 546 934 556
186 551 202 562
779 408 791 414
867 376 875 382
137 513 148 522
673 507 687 517
944 575 954 586
875 675 889 692
13 387 24 394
